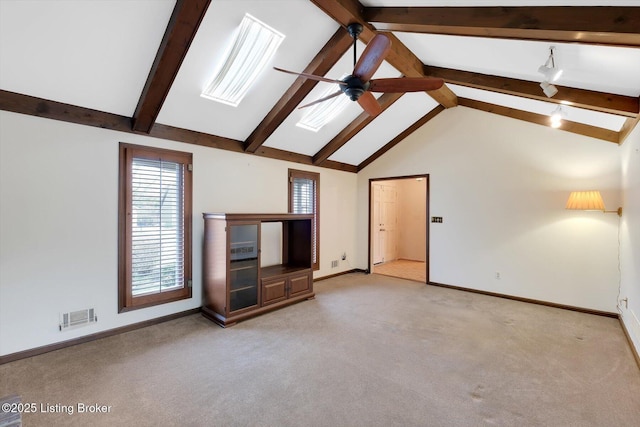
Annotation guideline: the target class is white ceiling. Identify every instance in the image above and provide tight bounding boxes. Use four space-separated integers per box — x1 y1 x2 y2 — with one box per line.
0 0 175 116
1 0 639 168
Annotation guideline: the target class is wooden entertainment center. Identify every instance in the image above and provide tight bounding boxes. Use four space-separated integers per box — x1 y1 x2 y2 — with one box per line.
202 213 315 327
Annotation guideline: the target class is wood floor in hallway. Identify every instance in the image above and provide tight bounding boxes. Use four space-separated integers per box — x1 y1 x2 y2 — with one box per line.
373 259 426 283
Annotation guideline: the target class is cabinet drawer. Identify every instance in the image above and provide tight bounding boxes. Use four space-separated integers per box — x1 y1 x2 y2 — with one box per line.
261 277 287 306
289 272 312 297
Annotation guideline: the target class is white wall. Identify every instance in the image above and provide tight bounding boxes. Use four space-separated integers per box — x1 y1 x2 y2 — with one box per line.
358 107 622 313
0 111 358 356
620 124 640 356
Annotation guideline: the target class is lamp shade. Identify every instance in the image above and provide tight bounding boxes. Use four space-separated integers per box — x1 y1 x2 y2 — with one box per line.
565 191 605 211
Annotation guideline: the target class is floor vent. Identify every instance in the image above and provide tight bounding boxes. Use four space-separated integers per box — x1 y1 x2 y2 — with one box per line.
59 308 97 331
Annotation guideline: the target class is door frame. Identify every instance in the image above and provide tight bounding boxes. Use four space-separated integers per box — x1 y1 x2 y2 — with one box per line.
368 174 430 284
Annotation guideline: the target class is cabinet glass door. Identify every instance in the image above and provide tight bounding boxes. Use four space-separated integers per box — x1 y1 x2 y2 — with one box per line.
229 223 258 312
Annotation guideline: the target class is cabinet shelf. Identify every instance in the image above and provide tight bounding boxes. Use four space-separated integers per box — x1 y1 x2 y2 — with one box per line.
230 285 256 293
261 264 310 279
230 265 258 272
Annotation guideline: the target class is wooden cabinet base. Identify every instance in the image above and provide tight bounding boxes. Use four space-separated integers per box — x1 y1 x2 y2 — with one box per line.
201 291 315 328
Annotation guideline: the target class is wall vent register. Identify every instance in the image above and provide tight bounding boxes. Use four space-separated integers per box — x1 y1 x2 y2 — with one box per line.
59 308 97 331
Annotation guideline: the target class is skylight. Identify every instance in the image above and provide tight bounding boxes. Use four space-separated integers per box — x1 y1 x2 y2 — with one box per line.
296 84 351 132
201 14 284 107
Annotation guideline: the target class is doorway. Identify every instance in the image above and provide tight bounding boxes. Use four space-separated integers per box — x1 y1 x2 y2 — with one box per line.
369 175 429 283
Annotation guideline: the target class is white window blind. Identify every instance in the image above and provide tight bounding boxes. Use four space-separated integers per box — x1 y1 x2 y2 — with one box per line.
131 158 185 296
292 177 317 264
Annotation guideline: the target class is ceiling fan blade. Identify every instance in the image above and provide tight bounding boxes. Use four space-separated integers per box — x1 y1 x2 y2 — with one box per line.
352 34 392 83
274 67 346 85
357 92 382 117
368 77 445 93
298 90 343 109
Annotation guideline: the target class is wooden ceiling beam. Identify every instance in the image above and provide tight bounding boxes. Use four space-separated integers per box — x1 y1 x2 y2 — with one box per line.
358 105 445 172
252 146 358 173
459 98 620 144
243 27 353 153
364 7 640 47
132 0 211 133
426 66 640 118
618 116 640 145
311 0 457 108
312 93 403 166
0 89 133 132
0 90 357 173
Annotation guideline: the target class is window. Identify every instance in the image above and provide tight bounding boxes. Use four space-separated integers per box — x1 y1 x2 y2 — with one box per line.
119 143 192 311
201 13 285 107
296 82 351 132
288 169 319 271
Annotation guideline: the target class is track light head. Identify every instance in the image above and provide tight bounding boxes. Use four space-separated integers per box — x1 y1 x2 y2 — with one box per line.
540 81 558 98
550 105 566 128
538 65 563 82
538 47 563 98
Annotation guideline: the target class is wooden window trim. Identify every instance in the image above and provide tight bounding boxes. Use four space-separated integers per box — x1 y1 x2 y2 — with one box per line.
288 169 320 271
118 143 193 312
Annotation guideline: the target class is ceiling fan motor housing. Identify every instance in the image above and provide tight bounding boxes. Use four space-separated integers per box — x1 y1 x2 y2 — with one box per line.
341 75 369 101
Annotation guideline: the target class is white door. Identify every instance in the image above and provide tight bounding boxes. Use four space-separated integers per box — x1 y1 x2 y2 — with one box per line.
382 185 397 262
372 183 397 265
372 184 383 264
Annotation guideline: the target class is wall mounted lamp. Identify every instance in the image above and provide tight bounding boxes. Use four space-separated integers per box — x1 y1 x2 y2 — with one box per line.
565 190 622 216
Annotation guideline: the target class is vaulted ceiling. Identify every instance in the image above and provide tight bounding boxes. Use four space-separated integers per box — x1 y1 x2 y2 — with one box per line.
1 1 639 174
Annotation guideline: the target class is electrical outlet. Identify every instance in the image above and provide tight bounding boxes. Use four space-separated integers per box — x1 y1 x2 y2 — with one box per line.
620 297 629 309
431 216 443 223
331 260 338 268
495 272 501 280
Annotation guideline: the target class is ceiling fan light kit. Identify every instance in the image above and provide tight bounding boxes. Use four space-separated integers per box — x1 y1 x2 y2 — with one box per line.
273 23 444 119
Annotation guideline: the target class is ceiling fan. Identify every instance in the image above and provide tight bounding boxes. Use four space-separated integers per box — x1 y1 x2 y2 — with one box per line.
274 23 444 117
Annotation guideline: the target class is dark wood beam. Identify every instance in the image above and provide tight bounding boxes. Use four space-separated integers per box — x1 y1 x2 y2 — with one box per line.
0 89 133 132
364 7 640 47
425 66 640 118
132 0 211 133
243 27 353 153
312 93 403 165
0 90 357 173
459 98 619 143
357 105 445 171
311 0 457 108
149 124 244 152
252 146 358 173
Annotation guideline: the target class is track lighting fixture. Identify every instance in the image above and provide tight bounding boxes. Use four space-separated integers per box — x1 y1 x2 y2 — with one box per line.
540 81 558 98
549 105 566 128
538 46 562 98
538 46 563 82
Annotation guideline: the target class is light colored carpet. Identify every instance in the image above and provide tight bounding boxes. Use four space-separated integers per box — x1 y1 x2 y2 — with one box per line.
1 273 639 426
374 259 426 283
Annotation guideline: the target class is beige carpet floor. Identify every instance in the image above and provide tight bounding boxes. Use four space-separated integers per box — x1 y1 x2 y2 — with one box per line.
373 259 427 283
1 273 639 426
